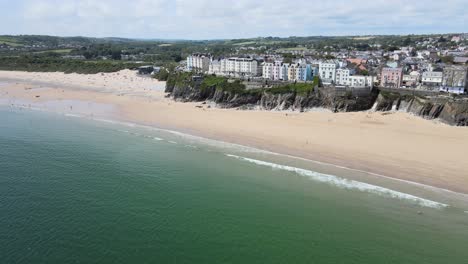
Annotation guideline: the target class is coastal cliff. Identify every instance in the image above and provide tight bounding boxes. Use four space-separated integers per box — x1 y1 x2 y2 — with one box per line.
165 73 468 126
374 91 468 126
165 74 377 112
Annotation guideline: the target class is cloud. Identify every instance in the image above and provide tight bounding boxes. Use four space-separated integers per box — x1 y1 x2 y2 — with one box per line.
0 0 466 39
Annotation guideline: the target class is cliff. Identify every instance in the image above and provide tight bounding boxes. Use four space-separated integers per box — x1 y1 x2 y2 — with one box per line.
165 74 468 126
165 74 377 113
374 91 468 126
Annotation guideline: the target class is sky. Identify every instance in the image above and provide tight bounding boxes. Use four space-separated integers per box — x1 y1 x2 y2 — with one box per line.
0 0 466 40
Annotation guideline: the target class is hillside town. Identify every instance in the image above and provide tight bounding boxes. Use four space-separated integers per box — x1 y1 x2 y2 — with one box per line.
185 34 468 94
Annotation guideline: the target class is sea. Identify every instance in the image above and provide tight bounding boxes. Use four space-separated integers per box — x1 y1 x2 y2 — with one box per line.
1 106 468 264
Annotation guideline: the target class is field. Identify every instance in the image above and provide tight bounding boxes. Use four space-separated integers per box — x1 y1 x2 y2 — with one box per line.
34 49 73 54
277 47 309 52
0 36 24 47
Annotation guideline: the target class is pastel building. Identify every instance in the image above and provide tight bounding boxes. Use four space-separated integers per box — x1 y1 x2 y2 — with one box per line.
287 64 298 81
262 62 314 82
280 63 289 81
380 67 403 88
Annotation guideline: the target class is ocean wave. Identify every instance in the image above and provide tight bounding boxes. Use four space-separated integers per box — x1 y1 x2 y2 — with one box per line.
153 137 163 141
164 129 273 154
226 154 449 209
8 107 466 201
64 113 83 118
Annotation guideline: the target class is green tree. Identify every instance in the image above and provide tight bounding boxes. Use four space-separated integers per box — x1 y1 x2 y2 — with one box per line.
440 55 454 64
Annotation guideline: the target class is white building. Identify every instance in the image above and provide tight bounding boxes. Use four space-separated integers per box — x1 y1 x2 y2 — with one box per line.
208 57 259 77
223 57 258 77
348 76 374 88
319 61 338 84
187 54 211 72
273 62 282 80
208 60 222 75
335 67 373 87
421 71 443 86
336 68 351 86
262 62 274 79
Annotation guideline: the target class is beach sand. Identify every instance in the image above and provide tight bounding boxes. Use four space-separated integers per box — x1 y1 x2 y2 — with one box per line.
1 70 468 194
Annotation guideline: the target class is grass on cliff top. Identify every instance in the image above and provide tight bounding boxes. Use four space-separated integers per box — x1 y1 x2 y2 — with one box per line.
267 76 320 95
166 71 195 87
202 75 256 95
169 73 320 97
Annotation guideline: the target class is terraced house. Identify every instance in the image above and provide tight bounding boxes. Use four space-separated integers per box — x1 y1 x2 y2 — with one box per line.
380 67 403 88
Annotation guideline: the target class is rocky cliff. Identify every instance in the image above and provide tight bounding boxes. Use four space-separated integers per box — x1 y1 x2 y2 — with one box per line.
373 91 468 126
166 80 378 113
165 75 468 126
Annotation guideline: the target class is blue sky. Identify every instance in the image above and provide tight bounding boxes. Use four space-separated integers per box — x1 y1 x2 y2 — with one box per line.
0 0 466 39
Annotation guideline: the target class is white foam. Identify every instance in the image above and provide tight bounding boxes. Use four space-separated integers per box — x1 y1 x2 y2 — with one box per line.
153 137 163 141
164 129 273 154
11 106 466 202
65 113 83 118
168 141 177 144
226 154 449 209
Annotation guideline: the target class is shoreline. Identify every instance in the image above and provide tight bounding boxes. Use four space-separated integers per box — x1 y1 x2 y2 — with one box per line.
1 70 468 196
4 103 467 210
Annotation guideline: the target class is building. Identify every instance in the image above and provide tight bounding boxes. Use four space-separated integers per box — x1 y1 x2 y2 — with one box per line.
224 57 258 77
442 66 468 93
208 60 222 75
280 63 289 81
381 67 403 88
137 66 154 75
187 54 211 72
336 68 373 88
336 68 351 86
287 64 298 81
402 72 420 88
347 76 374 88
453 57 468 64
402 75 419 88
262 62 274 79
273 62 282 80
421 71 443 86
208 57 258 77
319 61 338 84
451 36 461 43
262 62 314 82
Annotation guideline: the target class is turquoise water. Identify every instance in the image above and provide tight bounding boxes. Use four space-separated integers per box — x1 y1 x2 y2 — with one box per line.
1 107 468 263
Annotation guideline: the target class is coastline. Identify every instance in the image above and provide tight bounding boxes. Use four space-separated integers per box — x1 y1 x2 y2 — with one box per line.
1 70 468 196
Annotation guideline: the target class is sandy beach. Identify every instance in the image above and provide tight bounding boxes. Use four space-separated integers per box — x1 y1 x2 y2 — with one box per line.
1 70 468 194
